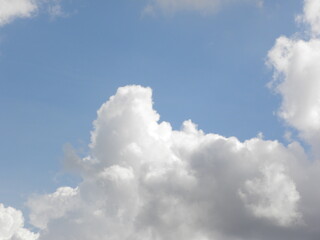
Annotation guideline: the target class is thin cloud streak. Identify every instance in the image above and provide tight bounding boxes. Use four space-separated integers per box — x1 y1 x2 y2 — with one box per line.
0 0 64 27
143 0 263 16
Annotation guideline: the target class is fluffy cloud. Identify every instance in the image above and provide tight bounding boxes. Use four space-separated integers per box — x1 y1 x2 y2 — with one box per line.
297 0 320 37
143 0 263 15
20 85 320 240
0 0 37 26
0 204 39 240
268 0 320 155
27 187 79 229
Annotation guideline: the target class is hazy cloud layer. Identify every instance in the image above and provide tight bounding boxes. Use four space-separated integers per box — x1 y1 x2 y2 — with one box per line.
1 0 320 239
143 0 263 15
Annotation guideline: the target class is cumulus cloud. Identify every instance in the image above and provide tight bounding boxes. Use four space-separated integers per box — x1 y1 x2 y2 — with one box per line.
143 0 263 15
0 0 37 26
17 85 319 240
0 204 38 240
268 0 320 155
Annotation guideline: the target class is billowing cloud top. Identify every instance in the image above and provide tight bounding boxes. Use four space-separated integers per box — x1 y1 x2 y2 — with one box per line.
2 0 320 240
24 83 319 240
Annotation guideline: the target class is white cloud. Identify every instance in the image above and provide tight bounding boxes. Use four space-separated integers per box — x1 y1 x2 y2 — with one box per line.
22 85 320 240
0 204 39 240
268 0 320 155
0 0 37 26
143 0 263 15
297 0 320 37
0 0 65 27
240 163 301 226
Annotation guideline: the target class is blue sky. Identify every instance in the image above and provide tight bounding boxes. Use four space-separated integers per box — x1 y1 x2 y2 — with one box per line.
0 0 302 207
2 1 320 239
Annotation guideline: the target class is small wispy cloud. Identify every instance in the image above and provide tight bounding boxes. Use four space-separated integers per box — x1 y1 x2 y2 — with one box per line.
0 0 66 27
143 0 263 16
46 0 68 20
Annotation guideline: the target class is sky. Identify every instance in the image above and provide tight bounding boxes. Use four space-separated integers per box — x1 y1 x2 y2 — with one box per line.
1 0 320 239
